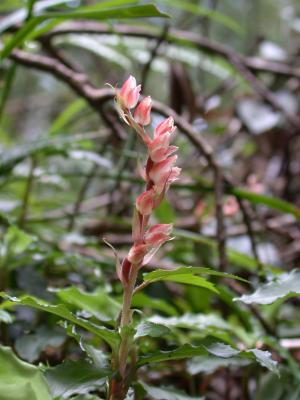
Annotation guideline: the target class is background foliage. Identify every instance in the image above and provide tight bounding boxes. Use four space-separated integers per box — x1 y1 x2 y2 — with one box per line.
0 0 300 399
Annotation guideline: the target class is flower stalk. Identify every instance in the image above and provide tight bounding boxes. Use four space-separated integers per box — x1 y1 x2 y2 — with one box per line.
108 76 181 399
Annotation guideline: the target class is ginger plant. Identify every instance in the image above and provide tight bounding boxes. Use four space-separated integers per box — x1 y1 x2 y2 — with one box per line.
108 76 181 399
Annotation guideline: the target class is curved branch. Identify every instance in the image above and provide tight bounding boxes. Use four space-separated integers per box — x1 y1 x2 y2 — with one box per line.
46 21 300 81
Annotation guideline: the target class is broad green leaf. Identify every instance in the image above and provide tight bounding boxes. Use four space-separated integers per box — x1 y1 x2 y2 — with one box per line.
144 267 247 283
134 320 171 339
187 355 250 375
1 5 168 59
55 286 121 322
3 225 36 255
0 294 119 351
45 360 110 398
235 269 300 305
248 349 278 374
230 187 300 220
15 326 65 362
158 274 219 292
0 345 52 400
137 344 207 367
158 0 243 34
138 342 278 373
205 342 240 358
205 344 278 374
143 267 219 293
132 292 178 316
148 313 229 331
139 382 204 400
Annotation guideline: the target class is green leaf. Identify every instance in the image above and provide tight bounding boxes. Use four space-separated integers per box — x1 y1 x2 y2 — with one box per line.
158 0 243 34
132 292 178 316
230 187 300 220
248 349 278 374
143 267 219 293
45 360 110 398
0 345 52 400
55 286 121 322
1 5 168 59
235 269 300 305
139 382 204 400
134 320 171 339
206 344 278 375
147 313 229 331
15 326 65 362
187 355 250 375
144 266 247 283
137 344 207 367
3 225 36 255
0 294 119 351
49 99 87 136
138 342 278 373
205 342 240 357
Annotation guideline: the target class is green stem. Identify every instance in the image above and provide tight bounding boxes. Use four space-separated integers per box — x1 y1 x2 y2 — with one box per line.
109 266 139 400
119 266 139 377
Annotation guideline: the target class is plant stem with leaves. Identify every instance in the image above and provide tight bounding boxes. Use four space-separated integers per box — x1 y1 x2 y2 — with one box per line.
108 76 181 399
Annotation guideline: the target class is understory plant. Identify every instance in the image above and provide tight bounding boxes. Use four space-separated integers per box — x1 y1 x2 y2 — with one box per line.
109 76 181 398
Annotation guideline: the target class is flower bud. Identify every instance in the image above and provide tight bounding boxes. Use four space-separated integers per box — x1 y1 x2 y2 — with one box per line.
127 244 148 264
145 224 173 246
134 96 152 126
154 116 176 138
118 75 141 109
148 133 178 162
149 155 177 185
136 189 155 215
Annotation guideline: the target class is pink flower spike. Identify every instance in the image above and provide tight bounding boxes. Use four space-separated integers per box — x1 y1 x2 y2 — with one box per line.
145 224 173 246
154 116 176 138
134 96 152 126
127 244 148 264
118 75 141 109
136 189 155 215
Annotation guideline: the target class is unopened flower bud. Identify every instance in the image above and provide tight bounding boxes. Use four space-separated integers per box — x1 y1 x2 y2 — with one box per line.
149 155 177 186
145 224 173 246
136 189 155 215
154 116 176 138
134 96 152 126
118 75 141 109
127 244 148 264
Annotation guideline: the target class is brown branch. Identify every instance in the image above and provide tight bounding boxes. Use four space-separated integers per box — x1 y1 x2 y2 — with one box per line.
46 22 300 80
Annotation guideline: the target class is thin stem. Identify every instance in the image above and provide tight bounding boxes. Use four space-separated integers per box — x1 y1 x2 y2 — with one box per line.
19 157 36 228
118 266 139 375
